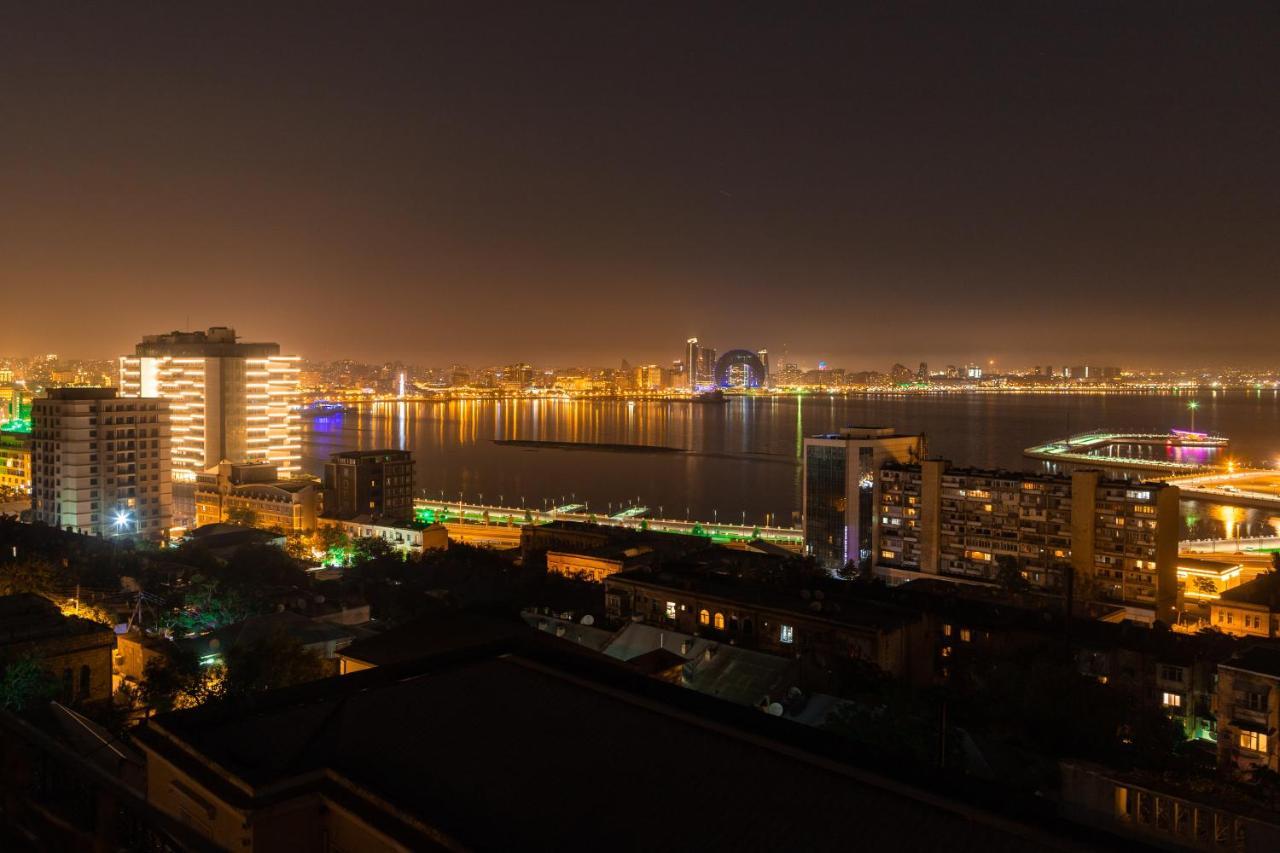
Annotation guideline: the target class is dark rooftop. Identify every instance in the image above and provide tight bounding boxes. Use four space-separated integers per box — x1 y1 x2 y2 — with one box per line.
1221 645 1280 679
137 634 1096 852
1218 571 1280 609
338 610 524 667
608 565 922 632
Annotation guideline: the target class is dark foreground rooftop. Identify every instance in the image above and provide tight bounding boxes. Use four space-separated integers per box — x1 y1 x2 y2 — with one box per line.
137 629 1125 852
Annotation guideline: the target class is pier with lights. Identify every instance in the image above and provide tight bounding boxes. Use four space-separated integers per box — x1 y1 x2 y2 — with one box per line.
1023 429 1228 474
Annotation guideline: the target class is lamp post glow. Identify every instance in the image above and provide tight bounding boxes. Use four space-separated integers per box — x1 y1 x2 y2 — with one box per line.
113 510 133 537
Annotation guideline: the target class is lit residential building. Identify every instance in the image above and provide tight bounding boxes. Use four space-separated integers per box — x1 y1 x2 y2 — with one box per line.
194 460 319 533
1217 646 1280 775
323 449 415 522
802 427 925 572
875 462 1179 623
0 421 31 493
31 388 172 539
118 327 300 481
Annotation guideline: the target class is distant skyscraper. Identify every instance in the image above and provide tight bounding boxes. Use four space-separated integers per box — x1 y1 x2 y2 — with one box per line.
118 327 300 481
802 427 924 573
917 362 928 380
31 388 172 539
685 338 700 390
756 349 770 386
696 347 717 387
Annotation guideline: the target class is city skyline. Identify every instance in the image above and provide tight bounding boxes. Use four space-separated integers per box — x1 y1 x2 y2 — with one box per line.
1 4 1277 366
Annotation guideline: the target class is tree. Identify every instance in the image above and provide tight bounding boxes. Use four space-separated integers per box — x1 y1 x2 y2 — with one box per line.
221 629 326 699
0 557 67 597
315 526 351 564
167 575 258 635
141 645 216 712
1192 577 1217 596
225 506 260 528
0 657 58 713
352 536 394 564
995 556 1030 595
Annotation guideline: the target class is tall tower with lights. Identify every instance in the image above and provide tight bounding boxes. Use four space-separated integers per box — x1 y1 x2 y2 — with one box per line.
119 327 300 482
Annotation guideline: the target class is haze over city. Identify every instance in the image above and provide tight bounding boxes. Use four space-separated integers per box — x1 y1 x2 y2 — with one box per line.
3 3 1277 367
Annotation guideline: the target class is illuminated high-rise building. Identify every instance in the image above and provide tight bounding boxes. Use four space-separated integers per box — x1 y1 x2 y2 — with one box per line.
684 338 700 390
118 327 300 482
696 347 717 388
756 349 770 386
31 388 172 539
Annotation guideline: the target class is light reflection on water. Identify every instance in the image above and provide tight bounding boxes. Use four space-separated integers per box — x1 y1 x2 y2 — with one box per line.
302 392 1280 538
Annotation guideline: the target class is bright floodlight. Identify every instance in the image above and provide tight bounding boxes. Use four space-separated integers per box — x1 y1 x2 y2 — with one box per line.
1188 401 1200 410
113 510 132 528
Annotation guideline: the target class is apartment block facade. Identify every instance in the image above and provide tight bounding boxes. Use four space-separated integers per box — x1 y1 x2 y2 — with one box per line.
876 462 1178 622
31 388 172 539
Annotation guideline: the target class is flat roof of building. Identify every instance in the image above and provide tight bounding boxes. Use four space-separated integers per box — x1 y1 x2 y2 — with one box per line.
327 449 412 462
1218 572 1280 607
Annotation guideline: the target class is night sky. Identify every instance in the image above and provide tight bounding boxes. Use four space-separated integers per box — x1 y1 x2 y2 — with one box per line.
1 3 1276 368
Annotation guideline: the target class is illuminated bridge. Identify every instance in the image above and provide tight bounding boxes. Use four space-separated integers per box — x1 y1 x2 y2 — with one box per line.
1024 430 1228 474
1165 469 1280 511
413 499 804 551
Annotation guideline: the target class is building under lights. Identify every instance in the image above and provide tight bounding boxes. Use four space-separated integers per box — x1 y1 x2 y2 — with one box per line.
802 427 925 572
875 462 1180 623
30 388 172 539
118 327 300 482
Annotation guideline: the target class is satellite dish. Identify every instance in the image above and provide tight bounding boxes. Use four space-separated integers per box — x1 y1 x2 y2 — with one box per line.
766 702 784 716
581 614 595 626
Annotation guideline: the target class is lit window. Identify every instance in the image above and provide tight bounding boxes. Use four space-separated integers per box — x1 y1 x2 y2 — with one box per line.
941 646 952 658
942 623 952 637
880 550 895 560
1161 692 1182 708
780 624 794 644
959 628 971 643
665 601 676 620
1239 731 1268 753
714 612 725 630
699 609 710 626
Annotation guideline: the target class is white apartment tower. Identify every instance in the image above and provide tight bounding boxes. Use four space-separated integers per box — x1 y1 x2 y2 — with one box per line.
118 327 300 482
31 388 172 538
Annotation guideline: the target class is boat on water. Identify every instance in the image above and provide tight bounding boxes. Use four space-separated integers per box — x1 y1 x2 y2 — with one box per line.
301 400 348 416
